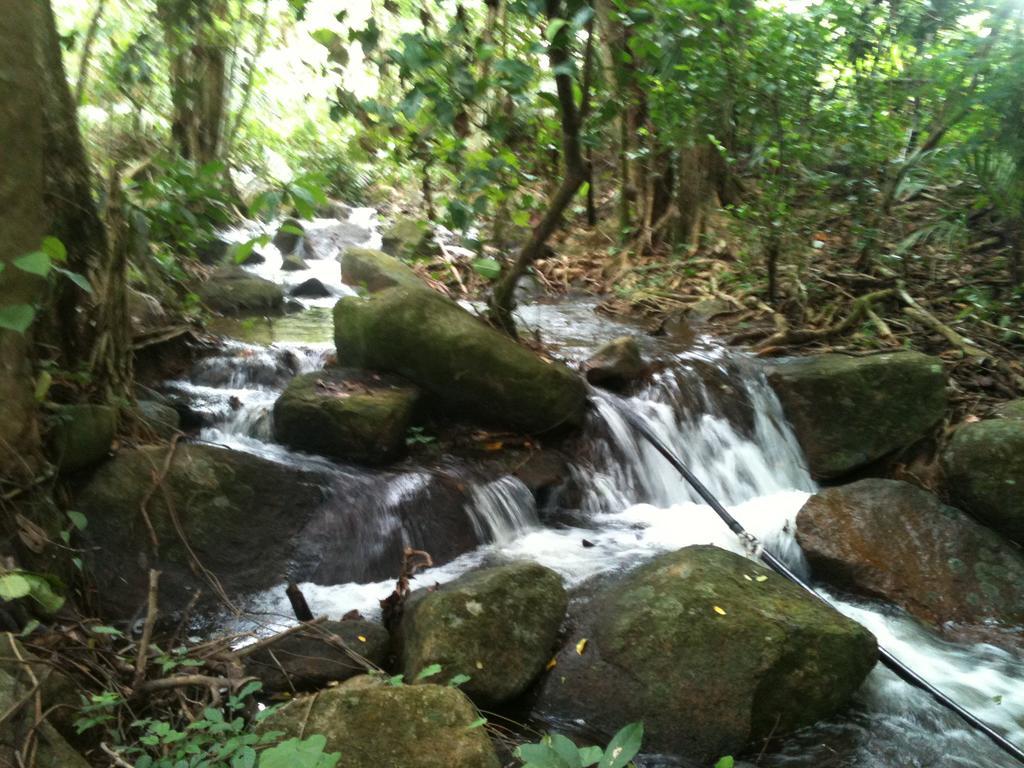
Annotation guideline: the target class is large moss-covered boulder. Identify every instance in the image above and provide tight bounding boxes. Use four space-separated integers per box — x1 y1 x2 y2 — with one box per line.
273 368 420 464
334 287 586 433
48 404 117 472
942 419 1024 546
137 400 180 440
261 678 500 768
993 399 1024 421
401 562 567 706
198 267 283 314
796 479 1024 650
340 247 426 293
537 545 877 763
75 444 327 616
244 620 390 694
381 217 433 260
767 352 946 479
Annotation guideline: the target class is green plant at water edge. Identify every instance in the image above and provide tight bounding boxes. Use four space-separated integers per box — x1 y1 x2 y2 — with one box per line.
406 426 438 447
76 680 340 768
516 722 643 768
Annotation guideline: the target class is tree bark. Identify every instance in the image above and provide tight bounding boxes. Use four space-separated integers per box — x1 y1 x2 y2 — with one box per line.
487 0 587 335
75 0 108 105
0 0 48 480
39 0 109 367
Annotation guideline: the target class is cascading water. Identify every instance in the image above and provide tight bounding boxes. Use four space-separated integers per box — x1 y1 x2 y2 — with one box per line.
166 208 1022 767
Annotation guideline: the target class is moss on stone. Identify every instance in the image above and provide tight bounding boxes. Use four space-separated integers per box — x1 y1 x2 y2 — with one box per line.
767 351 947 479
48 404 117 472
333 287 586 434
272 368 420 464
943 419 1024 545
261 680 500 768
340 247 427 293
538 545 877 763
401 562 567 706
381 217 433 260
198 267 284 314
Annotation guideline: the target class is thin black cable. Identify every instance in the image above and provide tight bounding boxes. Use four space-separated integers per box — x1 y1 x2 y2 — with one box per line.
617 405 1024 765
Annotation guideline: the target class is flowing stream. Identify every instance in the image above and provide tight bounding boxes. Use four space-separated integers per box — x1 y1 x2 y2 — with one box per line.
164 209 1022 767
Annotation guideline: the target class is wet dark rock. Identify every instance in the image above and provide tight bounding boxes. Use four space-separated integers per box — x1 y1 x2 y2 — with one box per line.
47 404 117 472
942 418 1024 546
334 287 587 434
290 277 332 298
283 298 305 313
583 336 647 390
400 562 567 706
272 217 305 254
137 400 180 439
513 449 570 502
273 368 420 464
796 479 1024 650
244 620 389 693
75 444 328 617
317 199 353 219
259 678 500 768
198 267 283 314
340 247 426 294
767 351 946 479
536 545 877 763
237 249 265 266
306 221 372 259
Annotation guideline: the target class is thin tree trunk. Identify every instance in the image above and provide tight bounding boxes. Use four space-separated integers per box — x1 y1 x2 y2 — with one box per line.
488 0 587 335
224 0 270 157
75 0 108 105
580 17 597 227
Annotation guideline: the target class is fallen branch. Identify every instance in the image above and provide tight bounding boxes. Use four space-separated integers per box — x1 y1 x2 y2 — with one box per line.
753 289 896 352
132 569 160 690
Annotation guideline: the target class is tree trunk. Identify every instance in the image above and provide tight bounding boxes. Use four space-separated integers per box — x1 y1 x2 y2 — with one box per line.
487 0 587 336
0 0 48 480
38 0 109 368
675 144 715 248
75 0 108 105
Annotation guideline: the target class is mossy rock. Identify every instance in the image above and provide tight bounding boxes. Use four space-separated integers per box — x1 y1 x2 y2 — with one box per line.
281 251 310 271
272 368 420 464
401 562 567 706
198 267 283 314
340 247 426 293
273 217 305 254
334 287 586 434
244 620 390 693
381 217 434 260
537 545 878 763
260 679 500 768
74 444 328 617
767 351 947 479
797 478 1024 650
137 400 180 440
943 419 1024 545
48 404 117 472
993 399 1024 421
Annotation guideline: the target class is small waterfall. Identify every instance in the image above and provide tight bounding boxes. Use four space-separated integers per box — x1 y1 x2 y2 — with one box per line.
466 476 540 544
578 353 814 514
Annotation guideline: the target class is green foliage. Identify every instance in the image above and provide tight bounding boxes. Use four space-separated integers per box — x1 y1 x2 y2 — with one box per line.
0 571 65 614
0 236 90 334
405 426 437 446
516 722 643 768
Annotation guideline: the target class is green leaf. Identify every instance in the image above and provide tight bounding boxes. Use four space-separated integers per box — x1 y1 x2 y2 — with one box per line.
0 573 32 601
0 305 36 334
13 251 52 277
448 674 472 687
67 511 88 531
714 758 735 768
578 746 604 766
41 237 67 262
545 18 568 42
260 735 340 768
54 268 93 294
599 722 643 768
415 663 443 681
517 742 571 768
471 258 502 280
34 371 52 402
550 734 583 768
91 625 124 636
466 716 487 730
